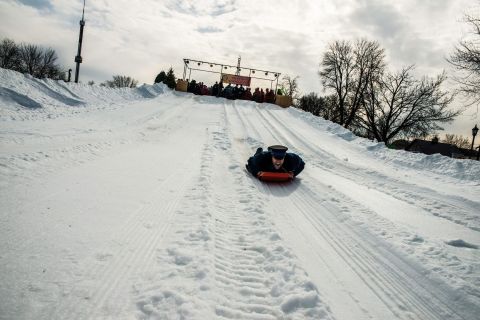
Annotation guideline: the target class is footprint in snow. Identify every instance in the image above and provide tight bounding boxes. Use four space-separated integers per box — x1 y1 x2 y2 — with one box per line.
445 239 478 249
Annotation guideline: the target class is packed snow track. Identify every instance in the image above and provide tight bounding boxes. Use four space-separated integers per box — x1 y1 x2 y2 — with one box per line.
1 71 479 319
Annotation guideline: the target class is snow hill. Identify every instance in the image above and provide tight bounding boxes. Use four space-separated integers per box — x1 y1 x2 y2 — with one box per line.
1 67 479 320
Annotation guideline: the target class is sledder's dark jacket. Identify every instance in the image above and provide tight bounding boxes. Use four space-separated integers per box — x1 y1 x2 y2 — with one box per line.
247 151 305 177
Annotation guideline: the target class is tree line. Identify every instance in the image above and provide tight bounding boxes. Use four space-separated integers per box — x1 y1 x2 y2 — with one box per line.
0 37 141 88
296 39 458 145
95 69 177 88
0 38 65 80
295 10 480 147
87 67 177 89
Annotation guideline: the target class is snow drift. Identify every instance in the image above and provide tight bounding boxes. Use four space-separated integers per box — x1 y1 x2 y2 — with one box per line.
1 68 479 320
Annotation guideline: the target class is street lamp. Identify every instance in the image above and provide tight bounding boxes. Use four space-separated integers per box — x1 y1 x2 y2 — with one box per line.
74 0 86 83
471 124 478 160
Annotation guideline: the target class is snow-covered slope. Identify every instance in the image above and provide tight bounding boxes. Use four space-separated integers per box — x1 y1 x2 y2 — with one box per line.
1 68 479 320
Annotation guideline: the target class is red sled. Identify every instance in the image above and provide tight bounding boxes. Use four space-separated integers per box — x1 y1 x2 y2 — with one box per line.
258 172 294 182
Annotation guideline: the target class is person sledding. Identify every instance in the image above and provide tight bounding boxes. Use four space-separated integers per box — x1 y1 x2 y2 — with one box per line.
246 145 305 182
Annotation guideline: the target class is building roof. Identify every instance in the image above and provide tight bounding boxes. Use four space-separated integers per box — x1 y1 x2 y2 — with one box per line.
405 139 460 157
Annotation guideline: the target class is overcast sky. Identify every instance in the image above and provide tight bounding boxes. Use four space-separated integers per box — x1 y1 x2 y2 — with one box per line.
1 0 479 138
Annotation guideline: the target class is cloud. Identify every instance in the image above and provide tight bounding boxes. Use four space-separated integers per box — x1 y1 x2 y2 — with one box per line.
196 26 224 33
345 0 466 76
16 0 53 11
349 1 406 40
165 0 237 17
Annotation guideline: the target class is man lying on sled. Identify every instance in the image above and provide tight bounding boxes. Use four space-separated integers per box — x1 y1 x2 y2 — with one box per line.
246 145 305 182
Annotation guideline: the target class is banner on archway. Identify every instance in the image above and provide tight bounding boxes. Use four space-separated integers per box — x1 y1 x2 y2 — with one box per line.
221 73 251 87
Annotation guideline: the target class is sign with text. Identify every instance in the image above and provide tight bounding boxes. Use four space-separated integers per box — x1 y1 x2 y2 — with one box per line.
221 73 251 87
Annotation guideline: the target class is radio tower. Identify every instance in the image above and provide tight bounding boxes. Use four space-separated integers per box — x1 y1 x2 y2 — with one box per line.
236 55 241 75
74 0 86 83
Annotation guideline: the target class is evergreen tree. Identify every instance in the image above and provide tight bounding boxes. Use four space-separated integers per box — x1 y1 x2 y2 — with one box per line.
165 67 176 89
154 71 167 84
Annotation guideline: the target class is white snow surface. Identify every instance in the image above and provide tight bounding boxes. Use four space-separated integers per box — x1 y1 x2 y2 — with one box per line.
1 68 479 320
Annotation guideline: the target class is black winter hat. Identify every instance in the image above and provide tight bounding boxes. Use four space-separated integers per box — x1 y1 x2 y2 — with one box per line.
268 145 288 159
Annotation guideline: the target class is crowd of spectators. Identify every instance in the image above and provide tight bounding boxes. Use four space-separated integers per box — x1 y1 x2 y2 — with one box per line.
186 79 278 103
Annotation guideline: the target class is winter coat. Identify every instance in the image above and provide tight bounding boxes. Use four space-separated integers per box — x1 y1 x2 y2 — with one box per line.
247 151 305 177
223 85 234 99
265 89 275 103
258 90 264 103
243 89 253 100
252 89 261 103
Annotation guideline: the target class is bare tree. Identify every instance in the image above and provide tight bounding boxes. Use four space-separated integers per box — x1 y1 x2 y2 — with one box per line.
443 134 471 149
0 38 19 70
16 43 63 79
280 75 300 101
448 13 480 106
18 43 43 76
319 40 353 126
39 48 59 78
295 93 339 121
104 75 138 88
1 38 64 79
319 39 385 128
356 66 458 144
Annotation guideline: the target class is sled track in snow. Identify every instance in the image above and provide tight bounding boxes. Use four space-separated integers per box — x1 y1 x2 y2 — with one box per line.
271 181 476 320
133 102 331 319
5 92 477 320
210 103 330 319
48 99 196 320
234 101 474 230
258 104 480 318
260 106 479 231
226 102 479 319
212 195 285 319
49 164 192 319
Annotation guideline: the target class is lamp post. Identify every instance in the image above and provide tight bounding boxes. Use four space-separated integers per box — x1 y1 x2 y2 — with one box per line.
74 0 86 83
471 124 478 160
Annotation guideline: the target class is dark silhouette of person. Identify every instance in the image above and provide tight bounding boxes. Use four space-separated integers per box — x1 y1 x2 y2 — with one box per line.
265 88 275 103
259 89 265 103
242 87 253 100
252 88 261 102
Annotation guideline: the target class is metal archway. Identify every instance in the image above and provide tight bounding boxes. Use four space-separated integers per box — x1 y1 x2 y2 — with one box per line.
182 58 282 94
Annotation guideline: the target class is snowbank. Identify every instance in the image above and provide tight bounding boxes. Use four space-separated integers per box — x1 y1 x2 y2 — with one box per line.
0 68 166 120
286 106 480 182
1 67 479 320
